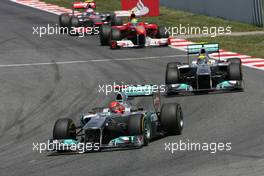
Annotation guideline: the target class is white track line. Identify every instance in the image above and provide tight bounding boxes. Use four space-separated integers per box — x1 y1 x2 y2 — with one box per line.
0 55 187 68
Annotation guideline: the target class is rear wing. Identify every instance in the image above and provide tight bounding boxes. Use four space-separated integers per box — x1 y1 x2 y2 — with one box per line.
73 1 96 9
187 43 220 63
187 43 219 55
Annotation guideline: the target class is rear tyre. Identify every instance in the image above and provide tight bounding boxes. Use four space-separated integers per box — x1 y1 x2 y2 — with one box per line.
160 103 183 135
127 115 150 146
53 118 76 140
59 13 71 27
110 14 123 26
70 16 79 27
165 63 180 84
228 63 242 80
67 17 80 36
100 25 111 45
227 58 241 64
59 13 71 33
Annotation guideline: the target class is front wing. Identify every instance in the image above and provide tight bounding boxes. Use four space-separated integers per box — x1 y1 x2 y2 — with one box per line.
110 37 169 49
48 135 144 153
166 80 244 95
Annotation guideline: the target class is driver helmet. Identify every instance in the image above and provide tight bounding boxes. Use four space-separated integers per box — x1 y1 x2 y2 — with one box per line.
198 48 206 59
131 18 138 26
130 11 136 20
86 5 94 13
109 101 125 114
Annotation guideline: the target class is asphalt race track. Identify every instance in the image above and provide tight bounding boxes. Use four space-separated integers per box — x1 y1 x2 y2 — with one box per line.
0 0 264 176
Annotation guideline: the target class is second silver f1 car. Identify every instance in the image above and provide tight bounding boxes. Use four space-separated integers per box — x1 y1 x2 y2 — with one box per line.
165 43 244 95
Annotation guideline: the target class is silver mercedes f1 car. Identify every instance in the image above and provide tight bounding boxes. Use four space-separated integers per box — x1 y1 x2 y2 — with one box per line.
165 43 244 95
48 85 183 153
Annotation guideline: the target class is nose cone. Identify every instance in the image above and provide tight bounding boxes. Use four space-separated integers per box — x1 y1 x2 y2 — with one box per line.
136 26 146 35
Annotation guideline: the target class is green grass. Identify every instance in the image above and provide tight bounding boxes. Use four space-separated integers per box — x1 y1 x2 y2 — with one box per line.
41 0 263 32
190 35 264 58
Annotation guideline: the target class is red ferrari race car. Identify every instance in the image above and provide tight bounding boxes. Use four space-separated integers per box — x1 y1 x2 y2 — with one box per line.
58 0 122 35
99 18 170 49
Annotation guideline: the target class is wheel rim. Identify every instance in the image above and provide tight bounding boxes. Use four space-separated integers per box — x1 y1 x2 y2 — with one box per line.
178 107 184 129
143 119 151 140
68 122 76 139
180 119 183 128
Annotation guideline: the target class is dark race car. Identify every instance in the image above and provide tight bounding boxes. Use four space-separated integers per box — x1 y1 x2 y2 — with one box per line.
58 1 122 35
165 43 244 95
99 20 170 49
48 85 183 153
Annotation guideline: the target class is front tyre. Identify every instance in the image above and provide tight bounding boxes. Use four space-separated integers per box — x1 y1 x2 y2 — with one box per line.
111 28 122 41
160 103 183 135
127 114 151 146
100 25 111 45
53 118 76 140
165 63 180 84
228 63 242 80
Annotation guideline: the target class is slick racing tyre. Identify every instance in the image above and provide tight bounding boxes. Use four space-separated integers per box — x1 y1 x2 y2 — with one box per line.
110 28 122 41
110 29 122 49
110 14 123 26
59 13 71 27
100 25 111 45
70 16 79 27
59 13 71 33
160 103 183 135
157 26 169 38
228 62 243 80
127 114 151 146
53 118 76 140
166 62 180 69
227 58 242 64
165 62 180 84
68 17 80 36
